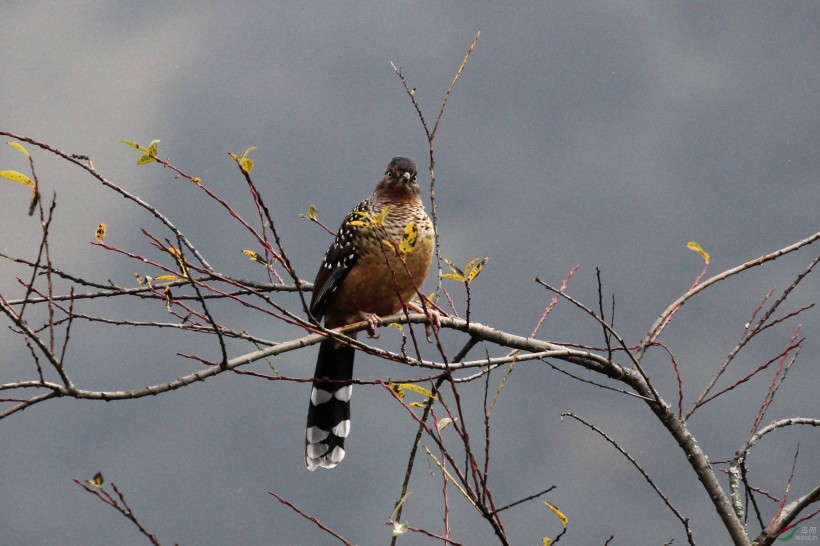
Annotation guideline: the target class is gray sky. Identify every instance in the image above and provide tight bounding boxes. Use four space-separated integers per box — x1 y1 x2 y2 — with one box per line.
2 2 818 545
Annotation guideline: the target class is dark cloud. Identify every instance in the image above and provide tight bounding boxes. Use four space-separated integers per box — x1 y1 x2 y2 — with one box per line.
2 2 818 544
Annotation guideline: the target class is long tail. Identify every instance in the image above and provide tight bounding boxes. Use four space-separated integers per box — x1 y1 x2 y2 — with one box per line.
305 340 355 470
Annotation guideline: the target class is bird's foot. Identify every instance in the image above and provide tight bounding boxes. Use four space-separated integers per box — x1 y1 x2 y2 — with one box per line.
361 312 382 338
406 302 441 340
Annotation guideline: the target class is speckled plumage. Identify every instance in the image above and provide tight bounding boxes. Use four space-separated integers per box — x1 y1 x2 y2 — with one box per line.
305 156 435 470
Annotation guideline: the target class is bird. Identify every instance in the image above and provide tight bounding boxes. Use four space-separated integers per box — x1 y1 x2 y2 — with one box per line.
305 156 435 470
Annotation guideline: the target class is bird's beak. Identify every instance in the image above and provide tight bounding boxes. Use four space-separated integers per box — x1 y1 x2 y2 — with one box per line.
402 172 411 181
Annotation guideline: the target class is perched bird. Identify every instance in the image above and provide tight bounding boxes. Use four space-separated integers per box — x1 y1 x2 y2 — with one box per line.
305 156 435 470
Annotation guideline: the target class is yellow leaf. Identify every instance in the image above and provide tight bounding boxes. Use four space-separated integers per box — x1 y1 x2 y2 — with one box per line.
299 205 319 220
147 139 160 157
392 383 437 401
135 273 145 286
164 285 173 310
235 146 256 174
388 322 404 332
687 241 711 264
414 291 439 307
154 275 184 281
441 257 489 283
239 156 254 174
466 257 489 282
444 259 464 278
121 140 149 153
376 205 391 224
399 222 418 254
191 177 201 186
543 537 552 546
390 382 405 399
168 247 188 278
95 223 106 242
137 155 155 165
0 170 34 187
347 206 391 228
87 472 104 487
545 502 568 526
7 141 29 156
242 249 268 265
409 401 426 408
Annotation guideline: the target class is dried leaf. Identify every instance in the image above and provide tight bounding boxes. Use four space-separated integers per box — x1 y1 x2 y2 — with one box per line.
95 223 106 242
87 472 104 487
391 521 408 537
436 417 456 431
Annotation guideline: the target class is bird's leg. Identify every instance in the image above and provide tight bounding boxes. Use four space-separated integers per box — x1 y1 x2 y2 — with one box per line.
359 312 383 338
406 301 441 339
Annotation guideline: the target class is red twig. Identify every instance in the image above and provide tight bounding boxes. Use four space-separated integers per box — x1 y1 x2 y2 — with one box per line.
747 325 803 443
532 265 579 338
268 491 354 546
654 341 684 418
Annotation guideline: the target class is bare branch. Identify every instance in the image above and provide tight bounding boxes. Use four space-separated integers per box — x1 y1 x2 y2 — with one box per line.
562 413 695 546
637 234 820 361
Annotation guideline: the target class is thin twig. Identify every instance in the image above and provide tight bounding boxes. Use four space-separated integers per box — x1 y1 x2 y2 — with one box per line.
562 413 695 546
268 491 354 546
637 236 820 361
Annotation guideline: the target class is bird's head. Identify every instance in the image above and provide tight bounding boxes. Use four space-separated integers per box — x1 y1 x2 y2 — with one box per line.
374 156 420 201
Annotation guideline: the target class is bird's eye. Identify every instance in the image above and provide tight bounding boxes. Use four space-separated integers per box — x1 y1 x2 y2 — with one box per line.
411 175 417 182
386 171 393 179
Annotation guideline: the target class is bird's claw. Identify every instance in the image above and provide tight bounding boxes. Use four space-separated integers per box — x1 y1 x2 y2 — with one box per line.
423 309 441 340
362 312 382 338
406 301 441 340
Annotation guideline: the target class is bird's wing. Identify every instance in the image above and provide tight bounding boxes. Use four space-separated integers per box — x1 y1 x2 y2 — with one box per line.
309 204 365 321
